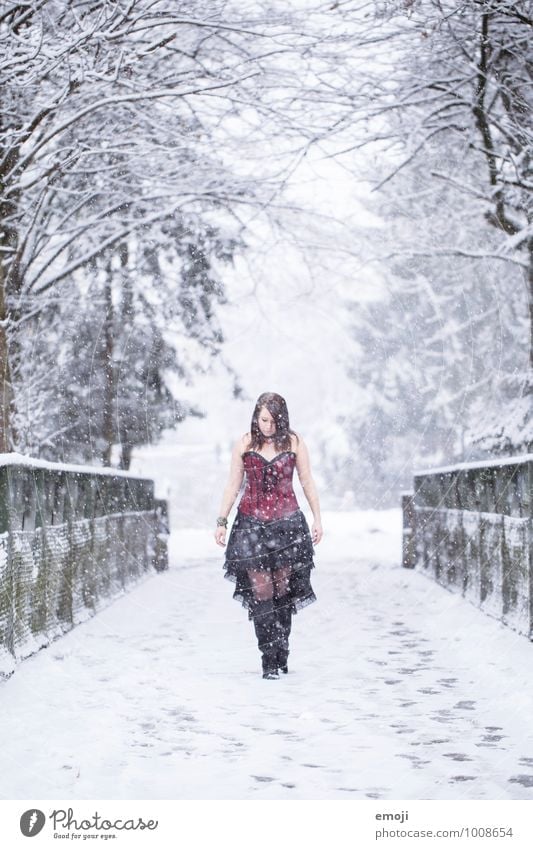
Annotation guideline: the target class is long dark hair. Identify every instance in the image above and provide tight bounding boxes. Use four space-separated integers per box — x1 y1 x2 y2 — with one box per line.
247 392 298 452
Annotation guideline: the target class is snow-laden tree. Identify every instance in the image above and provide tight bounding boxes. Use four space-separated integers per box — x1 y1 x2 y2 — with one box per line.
13 216 238 466
329 0 532 474
0 0 356 457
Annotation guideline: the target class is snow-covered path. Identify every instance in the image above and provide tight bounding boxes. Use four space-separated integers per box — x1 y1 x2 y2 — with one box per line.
2 510 533 801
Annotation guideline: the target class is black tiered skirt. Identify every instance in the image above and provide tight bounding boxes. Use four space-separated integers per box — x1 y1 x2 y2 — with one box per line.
223 509 317 618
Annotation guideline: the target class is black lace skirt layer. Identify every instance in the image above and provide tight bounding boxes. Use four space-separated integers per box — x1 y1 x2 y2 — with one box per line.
223 509 317 618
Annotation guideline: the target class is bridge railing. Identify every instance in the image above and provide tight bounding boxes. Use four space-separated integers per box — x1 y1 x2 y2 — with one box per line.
402 454 532 637
0 455 169 678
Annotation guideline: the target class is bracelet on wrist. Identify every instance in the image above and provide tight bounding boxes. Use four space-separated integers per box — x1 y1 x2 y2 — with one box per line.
216 516 228 527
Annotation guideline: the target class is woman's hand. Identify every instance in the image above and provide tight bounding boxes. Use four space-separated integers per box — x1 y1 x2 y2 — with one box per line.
311 521 323 545
214 526 227 546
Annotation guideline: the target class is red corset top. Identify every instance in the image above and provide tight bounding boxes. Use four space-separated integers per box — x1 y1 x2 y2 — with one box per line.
238 451 299 521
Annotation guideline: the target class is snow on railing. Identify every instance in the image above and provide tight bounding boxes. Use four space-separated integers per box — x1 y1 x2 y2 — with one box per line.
0 456 169 679
402 455 532 639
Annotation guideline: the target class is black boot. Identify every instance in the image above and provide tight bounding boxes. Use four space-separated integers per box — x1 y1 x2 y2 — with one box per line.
274 596 292 674
252 599 279 679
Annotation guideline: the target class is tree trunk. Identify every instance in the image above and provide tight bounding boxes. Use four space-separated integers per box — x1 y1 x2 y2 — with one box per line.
118 241 133 471
119 441 132 471
101 265 114 466
0 275 12 454
0 110 18 454
529 237 533 377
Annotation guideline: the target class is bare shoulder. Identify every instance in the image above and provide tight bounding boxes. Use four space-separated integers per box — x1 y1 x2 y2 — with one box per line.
238 433 252 454
290 432 304 455
230 435 249 466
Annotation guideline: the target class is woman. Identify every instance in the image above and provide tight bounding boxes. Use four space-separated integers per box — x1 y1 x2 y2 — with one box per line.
214 392 323 679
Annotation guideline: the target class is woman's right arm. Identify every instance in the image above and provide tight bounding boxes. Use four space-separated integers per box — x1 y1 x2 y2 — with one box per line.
214 438 246 546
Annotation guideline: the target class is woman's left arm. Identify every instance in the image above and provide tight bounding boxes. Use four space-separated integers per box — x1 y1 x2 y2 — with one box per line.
295 437 323 544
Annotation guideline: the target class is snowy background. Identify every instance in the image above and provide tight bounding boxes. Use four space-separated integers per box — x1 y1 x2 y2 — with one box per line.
1 0 532 804
2 0 530 492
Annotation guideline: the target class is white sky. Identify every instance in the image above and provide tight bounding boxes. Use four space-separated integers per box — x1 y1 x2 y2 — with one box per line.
167 148 385 457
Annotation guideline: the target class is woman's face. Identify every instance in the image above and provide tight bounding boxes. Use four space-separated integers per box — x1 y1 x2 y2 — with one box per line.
258 406 276 438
